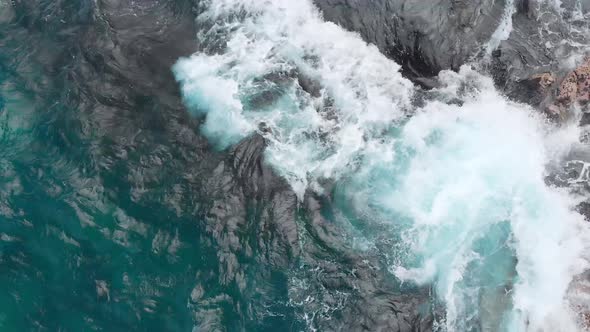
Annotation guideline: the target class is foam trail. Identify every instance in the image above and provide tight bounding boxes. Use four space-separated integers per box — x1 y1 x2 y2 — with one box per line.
175 0 590 330
485 0 516 54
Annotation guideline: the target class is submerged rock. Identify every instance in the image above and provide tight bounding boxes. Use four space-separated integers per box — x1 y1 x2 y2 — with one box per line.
3 0 435 330
10 0 590 330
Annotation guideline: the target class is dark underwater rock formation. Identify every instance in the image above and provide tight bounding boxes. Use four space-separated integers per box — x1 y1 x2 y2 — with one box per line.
4 0 433 330
12 0 589 330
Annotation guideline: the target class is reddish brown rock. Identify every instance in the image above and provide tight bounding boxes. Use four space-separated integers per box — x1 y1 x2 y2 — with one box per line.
578 63 590 104
538 57 590 121
557 71 579 104
556 58 590 108
532 72 556 90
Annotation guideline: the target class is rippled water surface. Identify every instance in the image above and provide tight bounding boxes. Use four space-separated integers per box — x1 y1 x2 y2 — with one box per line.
2 0 590 331
0 2 266 331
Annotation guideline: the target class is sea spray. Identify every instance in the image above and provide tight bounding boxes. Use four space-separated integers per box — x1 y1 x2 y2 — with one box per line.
174 0 413 195
175 0 590 330
340 68 590 331
485 0 516 54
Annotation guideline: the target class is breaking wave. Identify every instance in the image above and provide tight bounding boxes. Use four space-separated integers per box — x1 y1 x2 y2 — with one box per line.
174 0 590 330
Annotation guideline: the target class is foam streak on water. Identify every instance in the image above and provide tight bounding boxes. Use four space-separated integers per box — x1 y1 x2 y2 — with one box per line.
174 0 590 330
485 0 516 54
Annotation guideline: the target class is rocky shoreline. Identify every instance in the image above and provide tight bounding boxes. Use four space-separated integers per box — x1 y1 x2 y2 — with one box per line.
314 0 589 119
3 0 589 330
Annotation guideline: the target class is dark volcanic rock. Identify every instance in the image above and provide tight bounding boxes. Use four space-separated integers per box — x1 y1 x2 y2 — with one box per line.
501 72 556 108
492 0 589 90
314 0 506 79
295 192 433 331
314 0 590 106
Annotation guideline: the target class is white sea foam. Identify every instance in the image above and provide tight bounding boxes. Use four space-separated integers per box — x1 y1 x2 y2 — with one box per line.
485 0 516 54
342 67 590 331
174 0 413 195
175 0 590 330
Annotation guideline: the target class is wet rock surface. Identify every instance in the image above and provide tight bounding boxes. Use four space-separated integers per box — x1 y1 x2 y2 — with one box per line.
558 58 590 108
1 0 432 330
314 0 590 104
314 0 505 80
4 0 590 330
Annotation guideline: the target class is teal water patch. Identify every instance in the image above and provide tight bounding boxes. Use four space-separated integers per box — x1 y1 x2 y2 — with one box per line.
0 56 202 331
0 3 301 331
330 71 589 331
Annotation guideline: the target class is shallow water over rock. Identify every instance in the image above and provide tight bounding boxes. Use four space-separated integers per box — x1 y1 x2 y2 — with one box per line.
1 0 590 331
